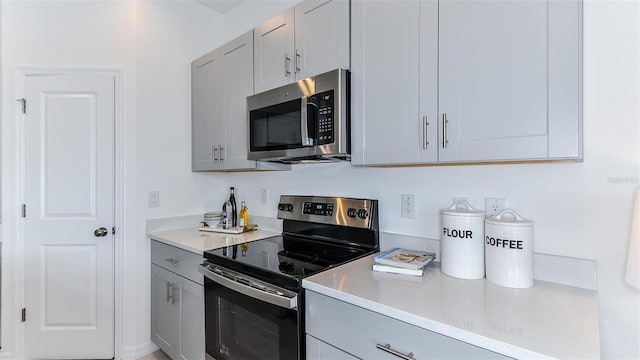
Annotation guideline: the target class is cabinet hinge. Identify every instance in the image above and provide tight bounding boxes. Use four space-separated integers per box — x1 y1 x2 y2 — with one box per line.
22 204 26 218
112 226 116 235
17 98 26 114
21 308 26 322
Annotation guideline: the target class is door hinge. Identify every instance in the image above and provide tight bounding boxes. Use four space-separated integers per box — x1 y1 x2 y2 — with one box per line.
17 98 26 114
22 204 26 218
21 308 26 322
112 226 116 235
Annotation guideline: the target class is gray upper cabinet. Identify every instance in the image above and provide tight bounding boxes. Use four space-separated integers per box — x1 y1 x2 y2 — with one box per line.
253 8 296 94
254 0 350 94
294 0 350 80
192 30 290 172
192 48 223 171
351 0 582 165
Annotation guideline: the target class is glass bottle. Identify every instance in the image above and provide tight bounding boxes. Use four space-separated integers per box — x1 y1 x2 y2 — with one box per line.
239 200 248 231
229 187 238 227
222 200 232 229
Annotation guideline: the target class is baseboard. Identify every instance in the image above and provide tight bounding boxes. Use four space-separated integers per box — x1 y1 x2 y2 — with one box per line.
119 340 158 360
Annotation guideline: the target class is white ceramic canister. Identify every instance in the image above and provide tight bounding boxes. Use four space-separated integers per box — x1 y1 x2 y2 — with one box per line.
484 209 534 288
440 199 486 279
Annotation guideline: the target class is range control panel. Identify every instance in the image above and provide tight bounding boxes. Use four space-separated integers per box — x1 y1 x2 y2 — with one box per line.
277 195 378 229
302 202 334 216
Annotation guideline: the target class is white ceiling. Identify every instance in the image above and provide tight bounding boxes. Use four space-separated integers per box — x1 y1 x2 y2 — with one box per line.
194 0 244 13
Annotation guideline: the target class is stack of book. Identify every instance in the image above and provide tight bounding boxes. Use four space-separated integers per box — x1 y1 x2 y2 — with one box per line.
372 247 436 276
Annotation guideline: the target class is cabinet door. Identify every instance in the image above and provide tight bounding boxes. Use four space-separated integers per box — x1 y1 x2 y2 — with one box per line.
438 0 550 162
222 30 257 170
418 0 439 162
254 8 295 93
176 277 205 360
306 335 358 360
350 0 421 165
192 49 225 171
151 264 178 358
294 0 350 80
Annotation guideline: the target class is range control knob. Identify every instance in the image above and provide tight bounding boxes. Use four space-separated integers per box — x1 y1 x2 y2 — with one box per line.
278 203 294 212
347 208 358 218
278 262 295 273
357 209 369 219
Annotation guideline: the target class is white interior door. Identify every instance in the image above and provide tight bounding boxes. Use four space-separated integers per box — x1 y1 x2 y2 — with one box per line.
23 73 115 359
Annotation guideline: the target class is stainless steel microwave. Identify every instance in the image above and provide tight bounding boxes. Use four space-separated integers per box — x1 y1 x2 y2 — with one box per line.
247 69 350 163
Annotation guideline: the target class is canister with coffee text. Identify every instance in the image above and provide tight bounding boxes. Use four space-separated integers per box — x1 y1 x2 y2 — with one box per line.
440 199 486 279
484 209 534 288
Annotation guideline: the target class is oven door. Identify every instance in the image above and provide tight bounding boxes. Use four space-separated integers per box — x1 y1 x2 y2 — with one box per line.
199 262 300 360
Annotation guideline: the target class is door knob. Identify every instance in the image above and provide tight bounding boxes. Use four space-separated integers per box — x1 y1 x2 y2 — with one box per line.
94 227 109 237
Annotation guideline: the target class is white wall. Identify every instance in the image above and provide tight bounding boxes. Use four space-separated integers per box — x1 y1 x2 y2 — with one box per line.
135 2 227 355
0 1 226 358
222 0 640 358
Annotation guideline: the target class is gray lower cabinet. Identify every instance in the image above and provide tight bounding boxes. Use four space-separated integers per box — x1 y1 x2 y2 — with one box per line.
151 241 204 360
306 290 511 359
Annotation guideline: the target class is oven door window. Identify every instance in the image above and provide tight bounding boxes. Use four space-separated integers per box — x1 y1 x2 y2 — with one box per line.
205 279 298 360
250 99 303 151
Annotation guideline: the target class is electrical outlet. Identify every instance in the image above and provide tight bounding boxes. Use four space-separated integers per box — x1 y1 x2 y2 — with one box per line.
485 197 505 216
260 188 268 206
401 194 416 219
148 191 160 208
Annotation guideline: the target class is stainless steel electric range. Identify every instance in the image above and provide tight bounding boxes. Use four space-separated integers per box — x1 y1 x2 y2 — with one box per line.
198 195 379 360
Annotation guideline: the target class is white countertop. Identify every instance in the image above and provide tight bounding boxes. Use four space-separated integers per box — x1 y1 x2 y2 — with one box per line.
148 227 280 253
303 254 600 360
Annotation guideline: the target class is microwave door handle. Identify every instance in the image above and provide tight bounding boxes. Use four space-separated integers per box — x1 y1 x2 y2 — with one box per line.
300 96 313 146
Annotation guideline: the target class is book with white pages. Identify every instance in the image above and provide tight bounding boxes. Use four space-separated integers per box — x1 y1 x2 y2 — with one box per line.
372 263 426 276
373 247 436 269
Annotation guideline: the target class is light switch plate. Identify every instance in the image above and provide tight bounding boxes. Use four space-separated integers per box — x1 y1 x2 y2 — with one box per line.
401 194 416 219
148 191 159 208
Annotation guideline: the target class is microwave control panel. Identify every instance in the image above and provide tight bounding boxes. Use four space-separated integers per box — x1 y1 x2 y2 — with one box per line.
314 90 334 145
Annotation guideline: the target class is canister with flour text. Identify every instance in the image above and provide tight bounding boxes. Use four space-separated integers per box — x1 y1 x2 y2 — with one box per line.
440 199 486 279
484 209 534 288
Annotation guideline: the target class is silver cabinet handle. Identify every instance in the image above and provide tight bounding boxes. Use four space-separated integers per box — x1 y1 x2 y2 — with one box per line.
219 145 224 161
166 282 173 302
376 344 416 360
213 145 219 162
171 283 178 305
295 50 301 74
165 258 178 264
422 116 430 149
284 53 291 77
94 227 108 237
442 113 449 149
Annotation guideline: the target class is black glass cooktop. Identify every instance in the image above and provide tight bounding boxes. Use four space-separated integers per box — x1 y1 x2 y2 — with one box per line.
203 235 373 292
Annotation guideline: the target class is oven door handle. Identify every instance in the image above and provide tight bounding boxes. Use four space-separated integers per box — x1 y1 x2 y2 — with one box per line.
198 264 298 310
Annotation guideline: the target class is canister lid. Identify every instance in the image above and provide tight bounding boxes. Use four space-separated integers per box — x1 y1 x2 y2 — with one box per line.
440 199 485 217
485 209 533 227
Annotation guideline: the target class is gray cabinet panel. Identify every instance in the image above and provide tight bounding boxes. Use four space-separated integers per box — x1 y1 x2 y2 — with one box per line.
306 290 511 359
150 241 204 360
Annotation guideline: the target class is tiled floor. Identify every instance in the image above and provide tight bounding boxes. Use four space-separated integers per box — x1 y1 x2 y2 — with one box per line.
136 350 171 360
